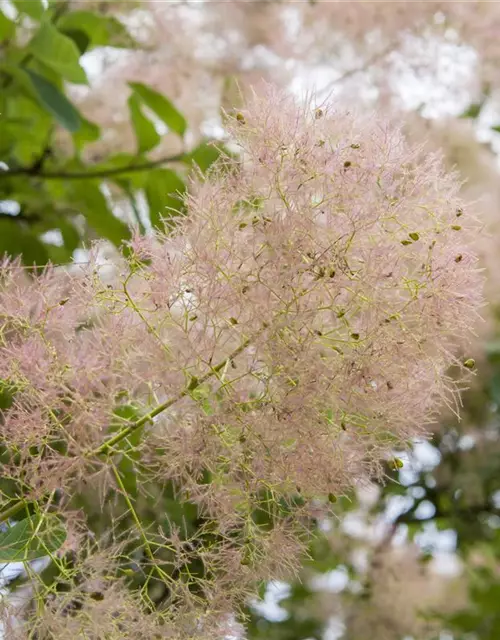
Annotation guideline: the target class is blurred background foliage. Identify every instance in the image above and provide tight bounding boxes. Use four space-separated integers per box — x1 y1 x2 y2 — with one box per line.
0 0 224 265
2 1 500 639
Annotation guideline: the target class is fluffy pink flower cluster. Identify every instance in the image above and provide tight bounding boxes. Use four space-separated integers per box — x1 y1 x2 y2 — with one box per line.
136 89 481 498
0 89 483 636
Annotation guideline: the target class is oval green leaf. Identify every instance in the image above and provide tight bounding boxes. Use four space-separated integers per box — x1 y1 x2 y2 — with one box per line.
0 514 66 562
128 93 160 154
68 180 131 246
129 82 186 137
61 28 91 55
57 11 136 49
145 169 186 229
25 68 81 132
184 140 225 174
12 0 45 20
28 21 88 85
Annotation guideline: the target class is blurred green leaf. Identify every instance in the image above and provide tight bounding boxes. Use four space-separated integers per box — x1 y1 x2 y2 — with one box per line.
25 68 81 132
489 372 500 406
129 82 187 137
57 11 135 49
0 218 49 266
460 102 483 119
145 169 186 229
185 140 224 173
111 404 145 499
128 93 161 154
0 92 52 164
0 514 66 562
60 28 91 55
163 498 198 539
12 0 45 20
0 10 15 40
59 220 80 254
72 117 100 152
486 339 500 362
68 180 131 246
28 21 88 85
0 379 15 411
0 61 38 98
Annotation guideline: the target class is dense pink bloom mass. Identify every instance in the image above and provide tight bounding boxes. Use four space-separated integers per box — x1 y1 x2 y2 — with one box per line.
0 89 483 636
0 87 483 505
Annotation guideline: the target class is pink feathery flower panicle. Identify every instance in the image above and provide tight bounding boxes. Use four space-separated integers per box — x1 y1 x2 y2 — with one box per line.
143 88 483 495
0 89 483 634
150 87 481 480
0 89 483 496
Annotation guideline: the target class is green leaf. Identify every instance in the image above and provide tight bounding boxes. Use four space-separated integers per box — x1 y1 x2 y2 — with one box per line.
0 514 66 562
60 28 90 55
25 69 81 132
485 339 500 363
492 125 500 134
0 218 50 267
0 379 15 411
0 92 52 163
57 11 136 49
72 117 100 152
28 21 88 85
68 181 131 246
163 498 198 538
0 61 38 98
29 57 65 88
129 82 186 137
12 0 45 20
43 243 73 264
128 94 161 154
184 140 224 173
489 371 500 406
59 220 81 254
145 169 186 229
110 404 144 499
0 10 15 40
460 102 483 119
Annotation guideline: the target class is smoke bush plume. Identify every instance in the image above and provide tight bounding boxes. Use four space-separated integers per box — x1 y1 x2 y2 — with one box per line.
0 88 483 638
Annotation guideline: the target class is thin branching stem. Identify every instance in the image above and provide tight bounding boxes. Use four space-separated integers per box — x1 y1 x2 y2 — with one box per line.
0 154 186 181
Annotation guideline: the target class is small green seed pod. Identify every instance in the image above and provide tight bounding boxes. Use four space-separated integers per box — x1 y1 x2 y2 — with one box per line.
390 458 404 470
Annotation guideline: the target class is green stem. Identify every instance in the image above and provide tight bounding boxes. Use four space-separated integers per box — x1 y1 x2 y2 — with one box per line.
0 500 27 524
95 335 252 457
0 154 186 181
